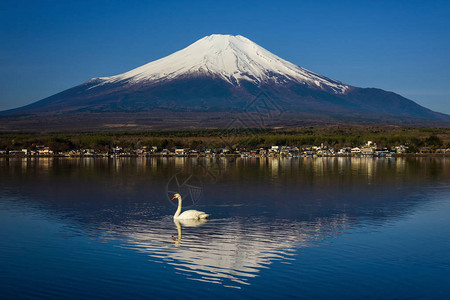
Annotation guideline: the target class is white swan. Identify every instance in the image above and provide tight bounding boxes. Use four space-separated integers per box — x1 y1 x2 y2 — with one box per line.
171 193 210 220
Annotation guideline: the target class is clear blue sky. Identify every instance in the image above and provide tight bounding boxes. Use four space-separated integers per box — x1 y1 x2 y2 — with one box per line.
1 0 449 113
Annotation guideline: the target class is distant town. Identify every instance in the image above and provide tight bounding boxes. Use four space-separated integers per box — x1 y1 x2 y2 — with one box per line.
1 140 449 158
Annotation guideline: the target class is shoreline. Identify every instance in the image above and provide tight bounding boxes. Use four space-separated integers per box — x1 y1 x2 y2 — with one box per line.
1 153 449 159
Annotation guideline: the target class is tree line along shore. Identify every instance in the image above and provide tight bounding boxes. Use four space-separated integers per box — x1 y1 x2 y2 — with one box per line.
0 126 449 156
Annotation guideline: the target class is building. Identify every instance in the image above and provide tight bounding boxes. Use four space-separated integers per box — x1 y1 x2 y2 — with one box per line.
351 147 361 154
83 149 96 156
112 146 122 154
395 145 407 153
9 150 25 156
38 147 53 155
175 148 186 156
361 147 374 155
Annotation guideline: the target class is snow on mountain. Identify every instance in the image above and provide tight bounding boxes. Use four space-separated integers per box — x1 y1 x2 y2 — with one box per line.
93 34 348 94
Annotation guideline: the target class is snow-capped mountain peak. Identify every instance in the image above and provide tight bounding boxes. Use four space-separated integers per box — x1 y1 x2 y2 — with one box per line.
96 34 348 94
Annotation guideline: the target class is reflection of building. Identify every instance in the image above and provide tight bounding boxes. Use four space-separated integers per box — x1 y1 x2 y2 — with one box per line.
174 157 186 169
37 157 53 170
271 158 280 177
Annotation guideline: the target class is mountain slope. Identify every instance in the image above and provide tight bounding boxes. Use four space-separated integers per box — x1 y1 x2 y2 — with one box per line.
2 34 449 124
95 34 348 93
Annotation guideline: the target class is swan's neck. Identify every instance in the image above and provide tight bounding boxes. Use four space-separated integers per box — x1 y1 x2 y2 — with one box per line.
174 197 182 218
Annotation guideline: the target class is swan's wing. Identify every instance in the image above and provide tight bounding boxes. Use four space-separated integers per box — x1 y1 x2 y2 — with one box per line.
178 218 208 227
178 210 210 219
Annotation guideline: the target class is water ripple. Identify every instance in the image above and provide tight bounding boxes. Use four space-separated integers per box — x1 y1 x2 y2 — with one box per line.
97 216 349 287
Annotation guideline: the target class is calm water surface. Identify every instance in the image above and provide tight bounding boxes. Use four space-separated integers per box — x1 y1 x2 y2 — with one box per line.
0 157 449 299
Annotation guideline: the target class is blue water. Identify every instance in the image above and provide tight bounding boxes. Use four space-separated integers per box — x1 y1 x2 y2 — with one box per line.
0 157 449 299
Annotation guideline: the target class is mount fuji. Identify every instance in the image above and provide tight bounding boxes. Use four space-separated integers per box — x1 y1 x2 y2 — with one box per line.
2 34 449 128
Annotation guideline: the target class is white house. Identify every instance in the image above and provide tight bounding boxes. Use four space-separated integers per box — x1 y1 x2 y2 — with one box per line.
351 147 361 154
175 148 186 156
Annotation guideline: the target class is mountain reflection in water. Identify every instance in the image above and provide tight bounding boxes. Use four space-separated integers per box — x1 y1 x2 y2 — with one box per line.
0 157 449 297
110 215 350 287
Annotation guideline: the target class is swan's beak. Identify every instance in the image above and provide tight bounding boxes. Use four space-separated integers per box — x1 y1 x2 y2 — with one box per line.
171 196 176 200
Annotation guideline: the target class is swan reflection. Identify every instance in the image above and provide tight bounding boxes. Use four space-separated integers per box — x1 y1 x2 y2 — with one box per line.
172 218 208 246
118 215 350 288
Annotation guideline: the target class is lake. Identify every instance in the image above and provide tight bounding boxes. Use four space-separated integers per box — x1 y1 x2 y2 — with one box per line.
1 157 449 299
